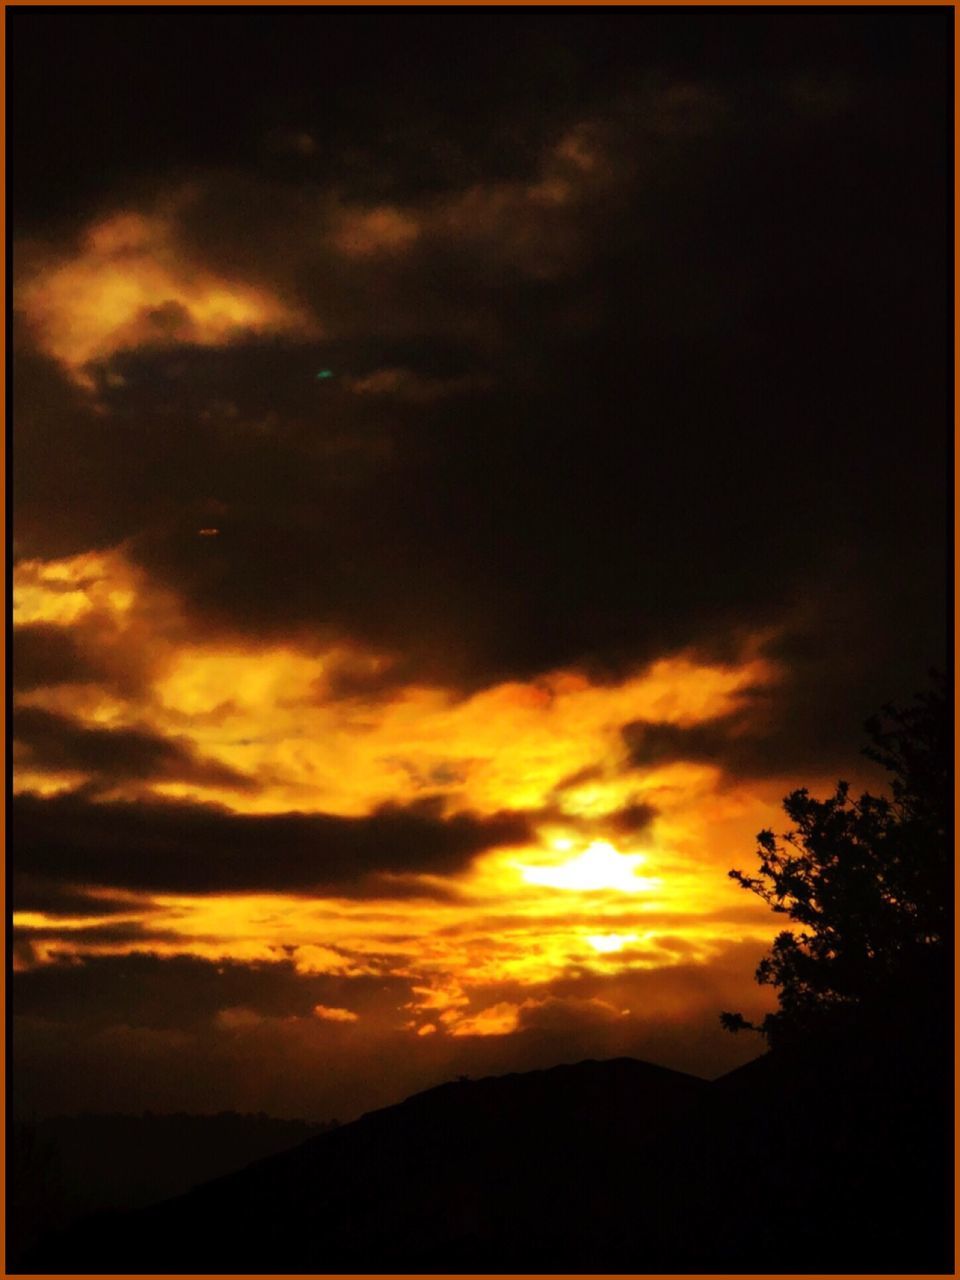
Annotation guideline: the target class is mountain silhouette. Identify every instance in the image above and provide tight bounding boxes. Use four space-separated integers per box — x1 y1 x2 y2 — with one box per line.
22 1041 952 1274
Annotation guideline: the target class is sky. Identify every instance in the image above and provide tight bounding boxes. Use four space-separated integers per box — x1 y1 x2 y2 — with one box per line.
11 7 950 1121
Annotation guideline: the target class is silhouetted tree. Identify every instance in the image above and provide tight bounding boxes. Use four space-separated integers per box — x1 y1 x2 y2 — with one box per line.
721 676 950 1049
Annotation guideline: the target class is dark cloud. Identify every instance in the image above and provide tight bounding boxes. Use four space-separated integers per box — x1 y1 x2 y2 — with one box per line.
11 876 150 918
13 790 533 894
517 996 625 1034
623 716 762 774
605 802 659 837
520 796 659 846
13 624 100 691
744 606 948 780
13 707 254 792
12 7 942 223
12 10 948 704
624 591 947 786
12 952 409 1032
15 922 184 949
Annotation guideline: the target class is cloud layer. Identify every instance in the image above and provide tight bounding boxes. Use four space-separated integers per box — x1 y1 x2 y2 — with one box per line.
11 7 948 1119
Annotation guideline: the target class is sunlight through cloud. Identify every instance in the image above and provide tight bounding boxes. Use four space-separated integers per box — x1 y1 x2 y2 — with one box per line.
518 841 659 893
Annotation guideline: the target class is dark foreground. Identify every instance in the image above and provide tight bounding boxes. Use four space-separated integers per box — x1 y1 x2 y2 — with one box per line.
20 1032 954 1275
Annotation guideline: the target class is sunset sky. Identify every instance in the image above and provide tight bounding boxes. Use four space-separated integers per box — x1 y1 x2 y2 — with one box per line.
11 8 948 1121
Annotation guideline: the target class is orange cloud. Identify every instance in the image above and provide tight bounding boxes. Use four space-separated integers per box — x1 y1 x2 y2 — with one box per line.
14 548 781 820
323 121 621 287
18 210 311 380
313 1005 360 1023
449 1001 524 1037
331 205 420 258
13 546 798 1040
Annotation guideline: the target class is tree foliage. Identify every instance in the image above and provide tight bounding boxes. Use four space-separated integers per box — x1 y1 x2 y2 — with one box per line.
721 677 950 1048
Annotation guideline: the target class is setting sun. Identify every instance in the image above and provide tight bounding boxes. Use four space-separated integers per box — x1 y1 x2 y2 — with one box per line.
518 841 658 893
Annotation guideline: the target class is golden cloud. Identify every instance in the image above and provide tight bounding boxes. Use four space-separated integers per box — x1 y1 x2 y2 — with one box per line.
13 545 799 1038
313 1004 360 1023
18 211 311 380
14 547 780 820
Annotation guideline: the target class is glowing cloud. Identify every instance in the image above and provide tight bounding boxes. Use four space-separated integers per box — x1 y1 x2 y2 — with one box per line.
586 933 640 953
18 211 310 379
313 1005 360 1023
13 547 792 1038
449 1001 523 1037
519 842 658 893
14 548 780 821
331 205 420 258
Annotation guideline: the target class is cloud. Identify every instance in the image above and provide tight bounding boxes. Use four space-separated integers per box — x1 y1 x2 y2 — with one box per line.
345 367 487 403
9 10 948 1125
14 706 255 792
17 211 311 381
331 206 420 258
12 65 946 704
623 715 760 776
12 952 411 1033
450 994 627 1038
518 994 626 1032
432 939 778 1045
313 1004 359 1023
623 590 947 785
268 129 318 158
11 876 149 919
448 1002 524 1037
13 624 101 691
12 939 777 1118
16 921 185 949
13 547 777 818
215 1005 267 1031
12 790 533 894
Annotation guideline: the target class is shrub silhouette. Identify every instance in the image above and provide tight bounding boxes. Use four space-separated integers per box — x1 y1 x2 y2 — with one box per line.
721 675 949 1048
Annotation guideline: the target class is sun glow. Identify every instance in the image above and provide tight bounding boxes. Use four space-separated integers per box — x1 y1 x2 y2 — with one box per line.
519 841 658 893
585 932 639 953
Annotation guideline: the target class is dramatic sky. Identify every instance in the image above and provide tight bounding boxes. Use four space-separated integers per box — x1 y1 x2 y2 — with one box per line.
11 8 949 1120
